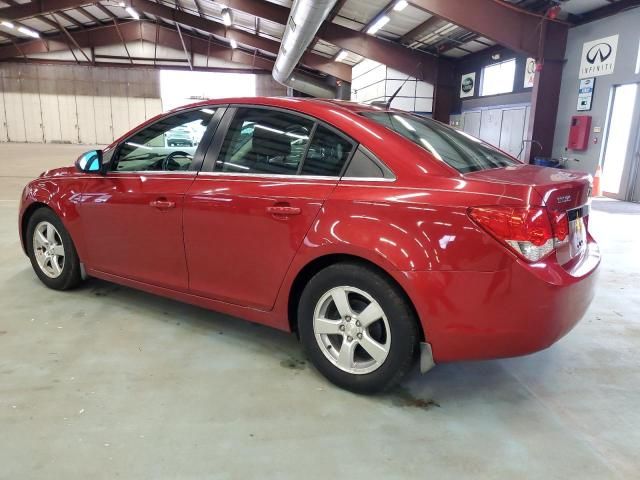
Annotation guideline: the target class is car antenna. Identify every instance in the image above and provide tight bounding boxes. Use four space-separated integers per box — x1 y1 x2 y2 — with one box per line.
369 62 421 110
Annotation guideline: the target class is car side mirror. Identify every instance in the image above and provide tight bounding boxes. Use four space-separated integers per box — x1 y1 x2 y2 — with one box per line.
75 150 104 174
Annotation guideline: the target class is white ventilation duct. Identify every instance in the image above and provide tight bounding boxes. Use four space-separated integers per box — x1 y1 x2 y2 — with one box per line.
273 0 337 98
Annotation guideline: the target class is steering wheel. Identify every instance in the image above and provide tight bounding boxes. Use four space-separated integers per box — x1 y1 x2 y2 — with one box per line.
162 151 192 171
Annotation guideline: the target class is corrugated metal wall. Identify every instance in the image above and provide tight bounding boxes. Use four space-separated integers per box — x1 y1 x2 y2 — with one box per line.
0 63 163 145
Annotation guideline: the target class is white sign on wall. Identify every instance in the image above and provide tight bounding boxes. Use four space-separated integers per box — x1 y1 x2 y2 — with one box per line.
577 78 595 111
524 57 536 88
579 34 619 79
460 72 476 98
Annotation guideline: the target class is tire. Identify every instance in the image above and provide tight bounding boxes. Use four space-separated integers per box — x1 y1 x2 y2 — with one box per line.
298 262 418 394
26 207 83 290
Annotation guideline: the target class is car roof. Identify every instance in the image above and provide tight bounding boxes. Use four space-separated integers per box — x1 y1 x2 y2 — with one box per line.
168 96 390 115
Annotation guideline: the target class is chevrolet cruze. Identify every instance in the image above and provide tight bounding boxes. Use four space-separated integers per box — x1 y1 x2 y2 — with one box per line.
19 97 600 393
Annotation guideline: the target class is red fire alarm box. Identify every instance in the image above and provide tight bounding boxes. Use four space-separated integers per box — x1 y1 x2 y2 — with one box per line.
567 115 592 151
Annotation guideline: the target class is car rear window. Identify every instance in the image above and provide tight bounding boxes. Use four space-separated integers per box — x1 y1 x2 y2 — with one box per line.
361 112 519 173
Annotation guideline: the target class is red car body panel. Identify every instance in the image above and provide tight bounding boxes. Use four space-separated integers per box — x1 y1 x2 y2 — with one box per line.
19 97 600 363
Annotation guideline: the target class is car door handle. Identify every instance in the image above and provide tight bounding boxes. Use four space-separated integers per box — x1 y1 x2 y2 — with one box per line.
149 199 176 209
266 205 301 216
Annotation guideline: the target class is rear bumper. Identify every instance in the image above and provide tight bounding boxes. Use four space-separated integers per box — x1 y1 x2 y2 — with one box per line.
403 238 600 363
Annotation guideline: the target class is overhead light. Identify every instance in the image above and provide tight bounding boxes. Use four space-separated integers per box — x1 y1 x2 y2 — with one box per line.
125 7 140 19
367 15 389 35
230 38 238 49
393 0 408 11
18 26 39 38
1 21 14 29
221 8 232 27
335 49 348 62
491 52 501 61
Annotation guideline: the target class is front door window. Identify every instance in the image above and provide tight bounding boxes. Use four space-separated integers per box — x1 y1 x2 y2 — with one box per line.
113 108 217 172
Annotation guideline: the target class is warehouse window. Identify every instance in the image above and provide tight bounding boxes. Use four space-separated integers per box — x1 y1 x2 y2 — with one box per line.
480 58 516 96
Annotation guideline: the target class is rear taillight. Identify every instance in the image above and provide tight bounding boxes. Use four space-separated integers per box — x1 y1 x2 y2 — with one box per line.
468 206 568 262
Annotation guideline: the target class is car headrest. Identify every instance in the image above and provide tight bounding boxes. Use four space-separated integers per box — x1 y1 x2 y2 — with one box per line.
252 124 290 158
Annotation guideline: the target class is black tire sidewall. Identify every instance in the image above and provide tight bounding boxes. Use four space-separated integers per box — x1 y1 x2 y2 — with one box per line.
298 263 418 394
26 208 82 290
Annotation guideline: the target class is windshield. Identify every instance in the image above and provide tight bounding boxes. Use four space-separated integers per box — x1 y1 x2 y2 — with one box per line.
361 112 519 173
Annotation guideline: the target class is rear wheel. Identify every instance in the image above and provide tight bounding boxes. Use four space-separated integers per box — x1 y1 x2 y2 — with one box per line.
27 208 82 290
298 262 418 394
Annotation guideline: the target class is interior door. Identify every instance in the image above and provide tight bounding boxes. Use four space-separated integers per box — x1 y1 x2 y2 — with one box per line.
462 111 481 138
78 106 223 291
601 83 640 200
183 106 355 310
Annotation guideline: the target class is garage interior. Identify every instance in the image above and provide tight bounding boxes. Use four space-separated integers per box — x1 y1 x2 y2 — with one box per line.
1 0 639 478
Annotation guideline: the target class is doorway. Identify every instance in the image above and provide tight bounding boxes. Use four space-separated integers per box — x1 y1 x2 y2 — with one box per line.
601 83 640 201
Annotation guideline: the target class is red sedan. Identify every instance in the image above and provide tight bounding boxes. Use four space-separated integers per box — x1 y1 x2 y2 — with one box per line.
18 97 600 393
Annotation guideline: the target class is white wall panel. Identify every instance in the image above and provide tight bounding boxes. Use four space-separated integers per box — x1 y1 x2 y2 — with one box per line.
110 96 130 139
93 96 113 144
3 80 26 142
58 94 78 143
127 97 146 131
40 93 62 143
76 95 97 145
22 91 44 142
0 91 8 142
144 98 163 119
463 111 482 138
500 108 527 158
479 109 502 147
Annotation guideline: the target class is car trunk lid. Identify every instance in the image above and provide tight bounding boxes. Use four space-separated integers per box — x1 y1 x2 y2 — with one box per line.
466 165 592 266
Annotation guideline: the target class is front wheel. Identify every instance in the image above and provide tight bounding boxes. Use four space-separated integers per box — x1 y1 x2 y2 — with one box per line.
298 262 419 394
26 208 82 290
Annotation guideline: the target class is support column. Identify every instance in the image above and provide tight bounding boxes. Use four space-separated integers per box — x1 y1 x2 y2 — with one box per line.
432 59 456 124
526 58 565 162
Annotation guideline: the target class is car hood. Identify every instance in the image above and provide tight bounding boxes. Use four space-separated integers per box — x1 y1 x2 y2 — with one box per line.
39 166 78 178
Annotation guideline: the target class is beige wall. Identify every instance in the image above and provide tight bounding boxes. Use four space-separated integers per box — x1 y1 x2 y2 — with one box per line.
0 63 163 145
0 63 287 145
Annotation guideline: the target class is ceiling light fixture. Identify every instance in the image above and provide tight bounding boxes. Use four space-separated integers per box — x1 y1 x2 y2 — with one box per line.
1 20 15 29
18 26 39 38
393 0 408 12
335 49 348 62
367 15 390 35
125 7 140 19
230 38 238 49
222 8 232 27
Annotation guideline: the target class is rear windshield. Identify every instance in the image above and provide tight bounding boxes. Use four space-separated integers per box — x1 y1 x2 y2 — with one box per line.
361 112 519 173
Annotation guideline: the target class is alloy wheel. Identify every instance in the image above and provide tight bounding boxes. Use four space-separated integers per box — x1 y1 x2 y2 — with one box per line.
313 286 391 375
32 221 65 279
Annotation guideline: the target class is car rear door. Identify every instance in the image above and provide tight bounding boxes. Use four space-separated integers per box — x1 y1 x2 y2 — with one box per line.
78 106 224 291
183 106 355 310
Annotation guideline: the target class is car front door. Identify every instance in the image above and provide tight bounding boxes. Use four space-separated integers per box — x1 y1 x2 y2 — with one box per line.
183 106 356 310
78 106 223 291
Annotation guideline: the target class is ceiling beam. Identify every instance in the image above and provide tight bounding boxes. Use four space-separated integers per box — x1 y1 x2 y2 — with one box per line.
399 15 445 44
574 0 640 24
0 0 94 20
0 21 313 75
407 0 568 60
227 0 443 83
126 0 350 81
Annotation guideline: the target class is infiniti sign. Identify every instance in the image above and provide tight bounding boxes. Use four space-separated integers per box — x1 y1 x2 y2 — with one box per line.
586 43 612 64
579 34 618 79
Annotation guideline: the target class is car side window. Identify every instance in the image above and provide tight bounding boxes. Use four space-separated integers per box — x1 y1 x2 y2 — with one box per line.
300 125 354 177
343 146 395 179
113 108 217 172
215 108 314 175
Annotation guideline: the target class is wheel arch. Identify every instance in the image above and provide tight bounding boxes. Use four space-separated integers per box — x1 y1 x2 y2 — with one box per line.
287 253 424 342
20 202 51 254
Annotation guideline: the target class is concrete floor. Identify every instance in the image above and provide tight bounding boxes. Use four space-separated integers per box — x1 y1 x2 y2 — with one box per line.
1 143 639 479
